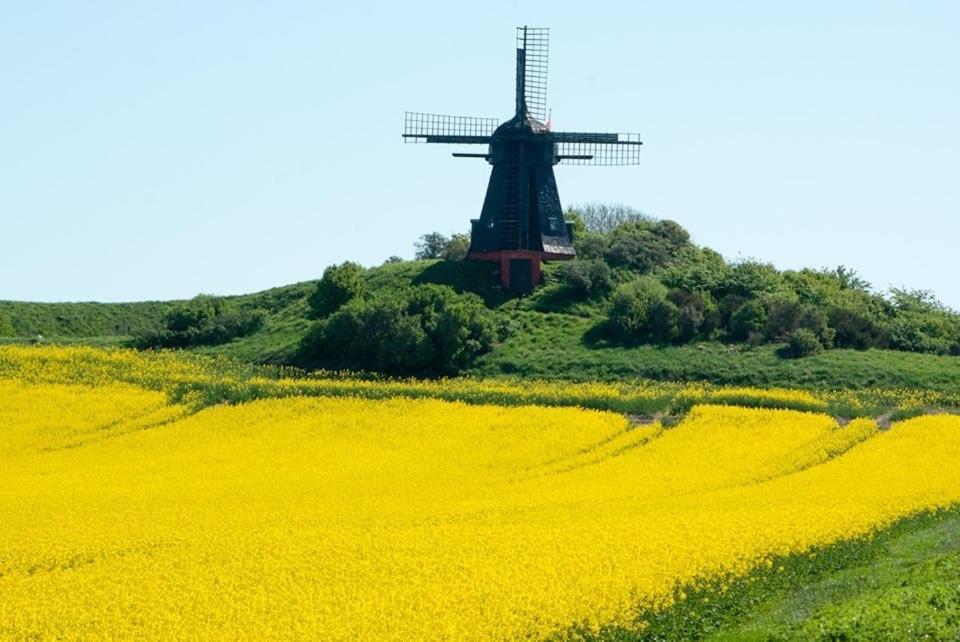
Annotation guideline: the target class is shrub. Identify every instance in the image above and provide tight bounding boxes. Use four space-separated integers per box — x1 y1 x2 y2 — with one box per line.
573 230 609 260
556 259 614 299
304 284 496 376
607 277 679 343
887 289 960 355
729 300 768 342
796 306 835 348
762 296 803 341
660 247 730 293
718 261 785 299
888 319 955 355
135 296 266 349
827 305 889 350
668 289 720 342
308 262 366 319
782 328 824 359
604 220 691 273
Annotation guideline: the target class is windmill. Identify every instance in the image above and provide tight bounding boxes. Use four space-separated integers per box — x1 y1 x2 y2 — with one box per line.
404 26 642 291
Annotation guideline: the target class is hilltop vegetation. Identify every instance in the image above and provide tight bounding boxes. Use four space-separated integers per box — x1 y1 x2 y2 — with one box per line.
3 203 960 390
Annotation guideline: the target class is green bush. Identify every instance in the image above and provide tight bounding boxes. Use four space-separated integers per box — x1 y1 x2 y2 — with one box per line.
729 300 768 341
607 277 679 343
781 328 824 359
660 247 730 293
668 289 720 342
829 306 888 350
555 259 614 299
718 260 785 299
795 305 835 348
572 230 609 260
762 296 803 341
603 220 691 273
135 296 266 349
887 289 960 355
303 284 496 376
308 262 366 319
761 296 834 347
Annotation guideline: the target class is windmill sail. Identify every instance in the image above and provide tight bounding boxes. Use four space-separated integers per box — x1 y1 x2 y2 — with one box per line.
554 133 643 165
403 112 498 144
516 27 549 122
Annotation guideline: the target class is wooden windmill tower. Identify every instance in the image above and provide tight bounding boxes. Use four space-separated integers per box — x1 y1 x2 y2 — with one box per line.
404 27 642 291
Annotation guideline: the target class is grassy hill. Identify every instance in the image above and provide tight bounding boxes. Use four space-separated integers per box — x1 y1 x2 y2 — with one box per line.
0 300 176 339
0 281 316 354
4 257 960 399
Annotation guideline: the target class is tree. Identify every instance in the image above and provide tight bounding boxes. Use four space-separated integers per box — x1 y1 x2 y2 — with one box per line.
308 262 366 319
834 265 871 292
567 202 651 233
414 232 472 261
442 233 471 261
414 232 451 260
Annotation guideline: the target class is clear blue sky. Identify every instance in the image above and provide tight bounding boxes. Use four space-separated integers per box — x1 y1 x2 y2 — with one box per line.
1 1 957 305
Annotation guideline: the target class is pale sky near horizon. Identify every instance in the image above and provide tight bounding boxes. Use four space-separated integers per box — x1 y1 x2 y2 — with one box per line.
1 1 957 305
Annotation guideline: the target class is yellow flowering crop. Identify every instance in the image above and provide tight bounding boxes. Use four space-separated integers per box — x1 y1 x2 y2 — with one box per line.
2 358 960 640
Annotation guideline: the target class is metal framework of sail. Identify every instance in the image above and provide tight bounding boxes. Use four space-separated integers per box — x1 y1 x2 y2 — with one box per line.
403 26 643 291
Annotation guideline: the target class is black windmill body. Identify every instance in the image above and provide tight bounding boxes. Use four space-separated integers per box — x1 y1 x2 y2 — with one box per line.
404 27 642 291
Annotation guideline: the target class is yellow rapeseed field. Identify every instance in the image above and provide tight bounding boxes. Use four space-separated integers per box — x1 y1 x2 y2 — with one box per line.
1 347 959 639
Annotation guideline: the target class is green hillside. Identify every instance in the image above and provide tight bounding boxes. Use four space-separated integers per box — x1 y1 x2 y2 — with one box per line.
3 257 960 399
0 300 176 339
3 209 960 397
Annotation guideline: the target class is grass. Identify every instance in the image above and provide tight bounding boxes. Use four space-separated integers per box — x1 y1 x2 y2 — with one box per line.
472 310 960 395
0 300 176 337
565 508 960 641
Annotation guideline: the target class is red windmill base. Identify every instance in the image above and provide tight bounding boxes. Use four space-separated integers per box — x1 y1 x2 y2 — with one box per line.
468 249 573 291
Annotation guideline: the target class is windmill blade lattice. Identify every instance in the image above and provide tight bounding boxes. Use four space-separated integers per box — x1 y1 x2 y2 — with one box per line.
555 133 643 165
517 27 549 122
403 112 499 143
